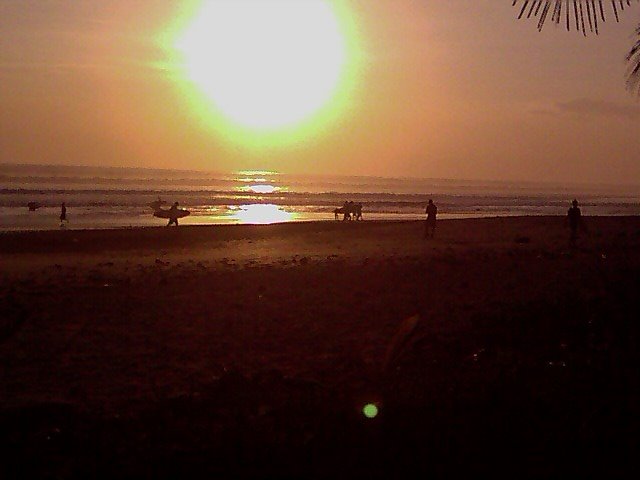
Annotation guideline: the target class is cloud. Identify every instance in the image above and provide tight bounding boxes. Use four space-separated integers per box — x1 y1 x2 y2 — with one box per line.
556 98 640 120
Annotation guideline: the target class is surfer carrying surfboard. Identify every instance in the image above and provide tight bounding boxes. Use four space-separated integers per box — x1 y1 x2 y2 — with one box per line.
167 202 180 226
153 202 190 224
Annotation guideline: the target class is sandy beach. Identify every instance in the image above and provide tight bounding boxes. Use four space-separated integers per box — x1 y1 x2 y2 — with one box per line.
1 217 639 477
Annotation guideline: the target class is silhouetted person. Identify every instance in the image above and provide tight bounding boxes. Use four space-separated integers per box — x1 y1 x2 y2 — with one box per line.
353 203 363 220
342 201 350 221
348 201 356 221
168 202 180 226
425 199 437 238
60 202 67 227
567 199 583 246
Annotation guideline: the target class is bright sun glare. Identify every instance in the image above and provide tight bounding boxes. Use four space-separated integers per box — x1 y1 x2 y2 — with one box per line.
229 204 294 224
176 0 346 130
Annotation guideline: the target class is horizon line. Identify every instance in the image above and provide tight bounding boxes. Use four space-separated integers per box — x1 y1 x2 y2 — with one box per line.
1 162 640 190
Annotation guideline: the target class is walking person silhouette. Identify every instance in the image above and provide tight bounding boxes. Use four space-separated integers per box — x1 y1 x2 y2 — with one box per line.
167 202 180 226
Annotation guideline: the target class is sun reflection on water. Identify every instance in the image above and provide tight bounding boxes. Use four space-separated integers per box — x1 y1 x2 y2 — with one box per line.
229 204 295 224
237 177 268 183
237 170 278 176
238 184 280 194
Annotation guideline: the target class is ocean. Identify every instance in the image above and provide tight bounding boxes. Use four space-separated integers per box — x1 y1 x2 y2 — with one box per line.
1 164 639 231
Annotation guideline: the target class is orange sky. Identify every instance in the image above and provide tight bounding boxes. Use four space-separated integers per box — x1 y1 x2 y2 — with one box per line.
1 0 639 184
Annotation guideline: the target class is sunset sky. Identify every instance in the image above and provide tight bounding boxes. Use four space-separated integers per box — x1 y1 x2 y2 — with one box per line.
1 0 639 184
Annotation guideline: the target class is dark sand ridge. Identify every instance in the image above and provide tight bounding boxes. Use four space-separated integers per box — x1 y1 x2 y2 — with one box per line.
1 217 639 477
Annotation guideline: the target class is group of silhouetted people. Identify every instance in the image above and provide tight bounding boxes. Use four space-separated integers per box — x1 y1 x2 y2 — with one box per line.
56 201 183 228
422 198 587 246
55 198 587 241
334 201 363 221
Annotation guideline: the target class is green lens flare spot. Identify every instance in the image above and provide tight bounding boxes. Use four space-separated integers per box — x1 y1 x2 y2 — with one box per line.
363 403 378 419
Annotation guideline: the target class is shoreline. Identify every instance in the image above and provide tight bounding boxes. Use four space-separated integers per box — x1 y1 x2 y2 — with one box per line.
1 215 638 254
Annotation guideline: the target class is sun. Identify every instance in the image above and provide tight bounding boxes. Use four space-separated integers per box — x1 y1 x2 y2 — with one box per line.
175 0 346 130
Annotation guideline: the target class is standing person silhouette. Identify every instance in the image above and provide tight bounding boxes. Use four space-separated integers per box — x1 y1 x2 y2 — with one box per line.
425 199 437 238
342 201 350 221
59 202 68 228
567 199 583 246
167 202 180 226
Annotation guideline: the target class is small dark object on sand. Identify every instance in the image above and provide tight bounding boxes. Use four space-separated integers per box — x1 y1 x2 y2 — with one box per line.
514 236 530 244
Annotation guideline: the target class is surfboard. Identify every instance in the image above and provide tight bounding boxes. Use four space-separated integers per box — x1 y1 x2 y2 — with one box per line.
153 208 190 219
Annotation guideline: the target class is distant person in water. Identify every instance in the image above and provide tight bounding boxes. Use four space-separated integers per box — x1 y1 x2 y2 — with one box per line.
60 202 68 227
567 199 584 246
425 199 437 238
168 202 180 226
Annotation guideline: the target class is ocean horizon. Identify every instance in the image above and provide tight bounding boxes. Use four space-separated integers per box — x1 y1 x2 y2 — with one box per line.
2 164 639 231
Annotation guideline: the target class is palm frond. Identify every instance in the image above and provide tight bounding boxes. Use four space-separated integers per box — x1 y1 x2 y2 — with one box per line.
512 1 638 35
626 25 640 93
513 2 640 95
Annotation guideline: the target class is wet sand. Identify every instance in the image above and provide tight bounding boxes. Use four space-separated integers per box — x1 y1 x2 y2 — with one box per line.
1 217 639 477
